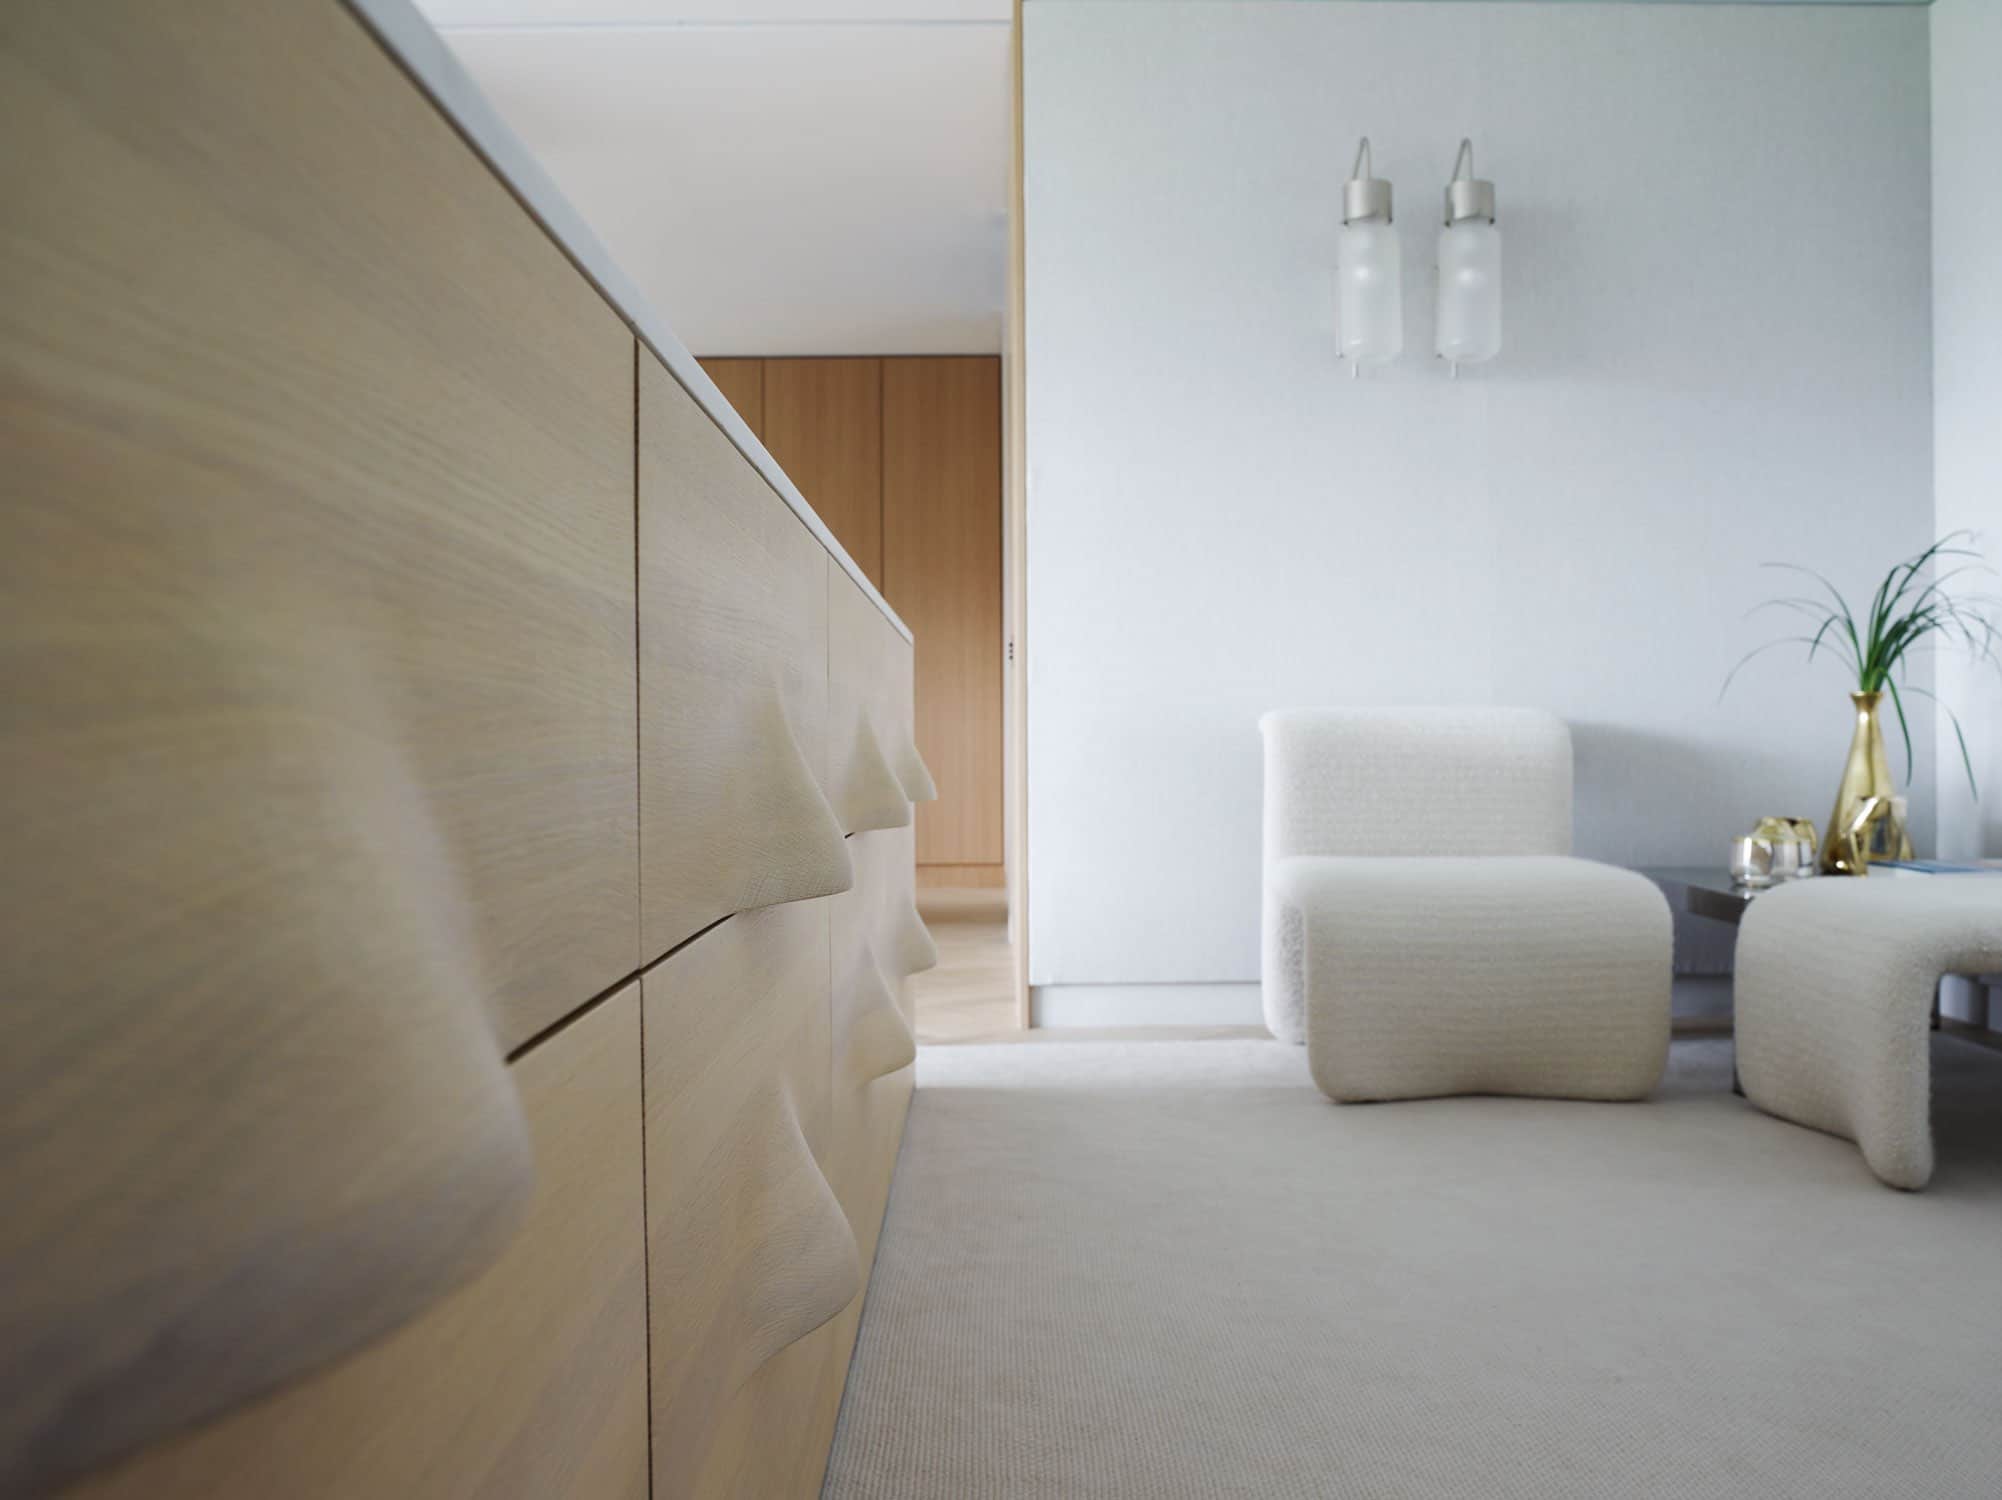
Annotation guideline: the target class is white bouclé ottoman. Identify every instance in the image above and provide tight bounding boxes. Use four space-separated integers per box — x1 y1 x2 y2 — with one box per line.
1735 877 2002 1190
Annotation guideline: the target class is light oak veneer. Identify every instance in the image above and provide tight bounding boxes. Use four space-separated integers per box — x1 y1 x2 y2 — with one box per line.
639 350 854 961
829 827 923 1291
4 3 928 1495
814 830 923 1446
644 902 860 1500
830 560 934 832
1 0 637 1489
67 987 650 1500
838 713 921 834
825 569 928 1286
643 574 927 1500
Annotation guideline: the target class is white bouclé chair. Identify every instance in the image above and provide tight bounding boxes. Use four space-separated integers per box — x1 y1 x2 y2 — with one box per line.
1261 708 1672 1104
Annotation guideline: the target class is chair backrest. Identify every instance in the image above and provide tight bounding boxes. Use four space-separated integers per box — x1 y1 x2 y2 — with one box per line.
1260 706 1573 864
1257 707 1573 1043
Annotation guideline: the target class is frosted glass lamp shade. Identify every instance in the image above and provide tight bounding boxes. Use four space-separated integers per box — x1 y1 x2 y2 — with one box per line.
1435 219 1501 370
1337 220 1403 367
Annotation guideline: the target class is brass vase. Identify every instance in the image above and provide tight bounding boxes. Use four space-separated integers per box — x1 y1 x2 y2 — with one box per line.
1821 690 1914 875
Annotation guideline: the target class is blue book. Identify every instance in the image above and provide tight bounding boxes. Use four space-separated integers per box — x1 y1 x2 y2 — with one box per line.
1870 859 2001 875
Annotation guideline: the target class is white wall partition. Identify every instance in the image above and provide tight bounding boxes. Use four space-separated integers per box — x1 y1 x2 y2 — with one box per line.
1932 0 2002 867
1023 0 1934 1021
1931 0 2002 1035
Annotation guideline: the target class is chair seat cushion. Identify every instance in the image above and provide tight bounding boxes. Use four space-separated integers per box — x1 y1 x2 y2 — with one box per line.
1272 855 1671 1103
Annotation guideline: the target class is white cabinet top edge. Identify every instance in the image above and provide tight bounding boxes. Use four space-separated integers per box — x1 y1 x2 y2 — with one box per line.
343 0 913 642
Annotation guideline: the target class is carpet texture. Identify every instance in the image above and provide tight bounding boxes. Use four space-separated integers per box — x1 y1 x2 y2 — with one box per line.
821 1037 2002 1499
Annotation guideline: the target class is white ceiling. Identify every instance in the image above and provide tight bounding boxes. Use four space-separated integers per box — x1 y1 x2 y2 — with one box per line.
419 1 1011 355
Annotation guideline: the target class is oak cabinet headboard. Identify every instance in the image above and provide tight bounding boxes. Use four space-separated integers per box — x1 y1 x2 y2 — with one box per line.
0 2 928 1495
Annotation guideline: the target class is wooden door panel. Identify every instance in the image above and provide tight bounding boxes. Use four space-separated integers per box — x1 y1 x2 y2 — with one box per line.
697 357 765 437
882 356 1004 870
762 358 884 589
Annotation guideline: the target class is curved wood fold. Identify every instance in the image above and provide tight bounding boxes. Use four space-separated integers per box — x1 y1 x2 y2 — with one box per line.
725 1086 865 1391
889 900 940 979
838 715 915 835
1 653 537 1498
845 947 919 1082
4 3 652 1483
894 738 939 804
638 347 843 961
826 841 919 1334
732 678 856 914
63 987 648 1500
644 902 854 1500
649 1077 858 1500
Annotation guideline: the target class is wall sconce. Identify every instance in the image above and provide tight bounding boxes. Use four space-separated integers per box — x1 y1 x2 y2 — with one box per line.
1435 139 1500 377
1337 137 1402 376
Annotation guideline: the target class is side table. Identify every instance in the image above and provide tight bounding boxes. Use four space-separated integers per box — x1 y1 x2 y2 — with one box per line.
1640 867 1755 930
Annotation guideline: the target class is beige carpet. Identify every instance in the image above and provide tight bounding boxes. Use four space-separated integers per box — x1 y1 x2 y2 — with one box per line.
821 1036 2002 1499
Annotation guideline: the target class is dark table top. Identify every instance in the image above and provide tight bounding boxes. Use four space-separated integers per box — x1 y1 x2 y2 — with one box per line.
1636 866 1758 927
1635 868 2002 986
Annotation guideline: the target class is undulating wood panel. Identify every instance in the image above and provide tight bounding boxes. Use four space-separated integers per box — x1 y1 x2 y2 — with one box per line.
826 824 927 1383
638 349 852 962
697 357 766 437
0 2 638 1489
875 825 942 1019
68 985 650 1500
644 902 857 1500
828 829 920 1201
827 567 928 1275
762 358 886 589
829 560 929 835
883 356 1005 871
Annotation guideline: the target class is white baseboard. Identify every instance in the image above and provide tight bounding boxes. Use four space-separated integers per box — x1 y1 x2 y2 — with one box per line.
1031 976 2000 1035
1031 982 1264 1029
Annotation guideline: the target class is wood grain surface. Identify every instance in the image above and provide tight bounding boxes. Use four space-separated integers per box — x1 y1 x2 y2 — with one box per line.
824 585 925 1381
829 562 923 835
882 357 1004 867
639 349 853 962
761 358 885 589
696 357 767 436
828 829 921 1326
1 0 640 1488
67 987 650 1500
643 903 859 1500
